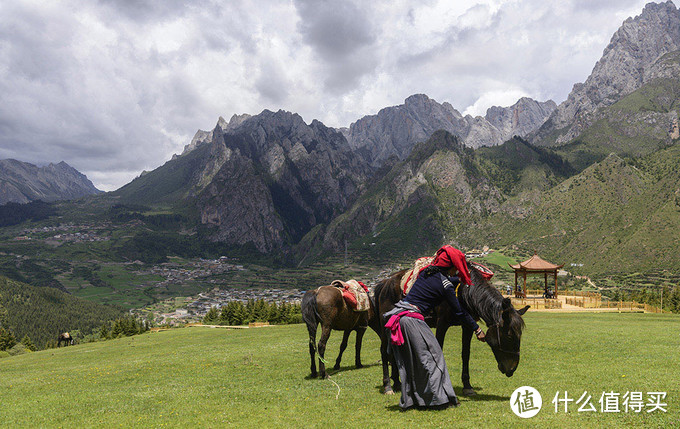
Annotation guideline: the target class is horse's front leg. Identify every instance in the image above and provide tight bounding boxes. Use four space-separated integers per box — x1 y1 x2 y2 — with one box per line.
389 350 400 393
461 326 476 396
435 316 450 349
317 325 332 379
334 330 351 370
354 327 366 368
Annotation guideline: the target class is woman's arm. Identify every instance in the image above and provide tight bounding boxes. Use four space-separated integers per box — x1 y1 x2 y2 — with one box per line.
440 274 479 332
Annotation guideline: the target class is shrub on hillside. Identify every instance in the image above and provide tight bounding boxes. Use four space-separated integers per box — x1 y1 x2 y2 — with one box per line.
8 343 29 356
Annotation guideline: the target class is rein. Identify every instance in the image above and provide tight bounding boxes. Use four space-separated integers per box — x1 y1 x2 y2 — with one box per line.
456 281 520 357
487 323 520 356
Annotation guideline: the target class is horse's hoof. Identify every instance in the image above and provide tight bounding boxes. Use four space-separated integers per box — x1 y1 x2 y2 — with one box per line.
333 364 340 370
310 372 318 378
384 388 395 395
393 383 402 392
462 388 477 396
321 373 328 379
355 363 363 369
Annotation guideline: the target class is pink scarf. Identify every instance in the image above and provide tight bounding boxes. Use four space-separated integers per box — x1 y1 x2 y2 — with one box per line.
385 310 425 345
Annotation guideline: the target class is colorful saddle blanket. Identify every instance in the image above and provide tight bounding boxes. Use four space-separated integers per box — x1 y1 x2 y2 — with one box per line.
399 257 495 295
399 256 435 295
331 279 370 312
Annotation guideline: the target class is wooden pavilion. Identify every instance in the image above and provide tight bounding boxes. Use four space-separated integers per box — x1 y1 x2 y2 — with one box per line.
509 253 564 298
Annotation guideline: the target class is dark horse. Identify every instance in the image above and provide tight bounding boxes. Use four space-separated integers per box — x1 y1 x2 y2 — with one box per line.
57 332 74 347
302 286 381 379
374 264 529 395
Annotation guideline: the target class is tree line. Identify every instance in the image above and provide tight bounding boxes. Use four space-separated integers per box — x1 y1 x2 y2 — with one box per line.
0 200 57 227
0 275 124 350
609 285 680 313
203 299 302 326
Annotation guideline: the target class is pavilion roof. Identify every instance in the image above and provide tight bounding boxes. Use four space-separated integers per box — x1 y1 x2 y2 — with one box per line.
509 253 564 271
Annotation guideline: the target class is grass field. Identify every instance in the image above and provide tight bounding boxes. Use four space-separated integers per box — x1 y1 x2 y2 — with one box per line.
1 313 679 427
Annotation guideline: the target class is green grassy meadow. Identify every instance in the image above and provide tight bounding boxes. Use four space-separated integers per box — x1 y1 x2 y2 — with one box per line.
1 313 679 428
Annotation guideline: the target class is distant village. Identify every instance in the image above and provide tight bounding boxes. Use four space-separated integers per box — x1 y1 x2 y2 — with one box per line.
150 286 307 325
15 222 112 244
146 257 246 287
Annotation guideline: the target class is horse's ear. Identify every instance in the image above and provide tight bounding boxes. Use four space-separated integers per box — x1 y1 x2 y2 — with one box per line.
518 305 530 315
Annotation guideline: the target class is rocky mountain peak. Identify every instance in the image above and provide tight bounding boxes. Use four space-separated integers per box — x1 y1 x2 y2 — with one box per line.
345 94 555 166
225 113 251 130
0 159 101 205
217 116 229 130
484 98 557 141
535 0 680 145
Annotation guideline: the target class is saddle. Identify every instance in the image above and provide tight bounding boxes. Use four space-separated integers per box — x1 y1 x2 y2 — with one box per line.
331 279 370 312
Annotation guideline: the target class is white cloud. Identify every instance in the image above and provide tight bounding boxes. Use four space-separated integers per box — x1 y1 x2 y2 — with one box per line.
463 88 530 117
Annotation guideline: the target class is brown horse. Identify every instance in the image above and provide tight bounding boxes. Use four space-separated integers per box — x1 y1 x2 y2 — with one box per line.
302 285 381 379
57 332 74 347
374 264 529 395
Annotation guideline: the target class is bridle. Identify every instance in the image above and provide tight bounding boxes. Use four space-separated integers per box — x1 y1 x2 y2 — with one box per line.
487 323 520 356
455 276 521 357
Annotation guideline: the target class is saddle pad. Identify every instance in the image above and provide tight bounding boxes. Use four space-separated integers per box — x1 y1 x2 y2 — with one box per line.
399 256 435 295
470 261 494 280
331 279 370 311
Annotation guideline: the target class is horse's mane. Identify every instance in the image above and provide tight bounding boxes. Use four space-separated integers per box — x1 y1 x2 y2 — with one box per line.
463 266 525 336
374 269 408 304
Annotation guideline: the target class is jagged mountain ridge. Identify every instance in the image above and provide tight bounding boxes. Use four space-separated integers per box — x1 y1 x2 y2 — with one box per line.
298 131 573 264
115 1 680 272
185 95 556 168
549 49 680 170
166 92 554 257
115 109 369 254
341 94 556 167
533 0 680 146
0 159 101 205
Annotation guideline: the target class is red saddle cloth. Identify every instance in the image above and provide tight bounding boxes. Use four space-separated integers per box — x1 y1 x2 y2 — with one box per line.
331 280 370 311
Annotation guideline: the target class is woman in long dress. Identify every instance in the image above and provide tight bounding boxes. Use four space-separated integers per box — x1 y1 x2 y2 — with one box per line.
384 245 485 410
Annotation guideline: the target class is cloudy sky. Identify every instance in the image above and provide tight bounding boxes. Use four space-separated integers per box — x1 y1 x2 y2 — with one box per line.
0 0 660 190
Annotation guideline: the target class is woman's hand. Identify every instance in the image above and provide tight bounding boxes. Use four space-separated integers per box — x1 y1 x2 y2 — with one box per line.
475 328 486 342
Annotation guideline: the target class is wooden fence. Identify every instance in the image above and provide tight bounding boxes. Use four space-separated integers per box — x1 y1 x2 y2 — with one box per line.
518 289 603 299
564 298 663 313
511 297 563 310
509 289 664 313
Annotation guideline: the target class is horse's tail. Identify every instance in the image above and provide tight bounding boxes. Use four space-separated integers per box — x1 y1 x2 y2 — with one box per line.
301 289 319 343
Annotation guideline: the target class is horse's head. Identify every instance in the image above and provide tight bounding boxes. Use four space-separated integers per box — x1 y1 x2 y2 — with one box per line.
484 298 529 377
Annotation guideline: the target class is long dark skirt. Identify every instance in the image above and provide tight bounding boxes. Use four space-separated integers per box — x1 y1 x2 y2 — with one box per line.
386 304 458 410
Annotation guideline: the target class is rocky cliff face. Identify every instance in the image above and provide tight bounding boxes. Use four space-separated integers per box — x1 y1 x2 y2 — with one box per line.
344 94 555 166
0 159 101 205
485 98 557 143
534 0 680 145
307 131 509 261
193 110 370 253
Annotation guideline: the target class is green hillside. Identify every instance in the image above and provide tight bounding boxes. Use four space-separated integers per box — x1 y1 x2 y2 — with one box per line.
476 137 575 195
304 131 577 265
489 144 680 274
301 131 488 264
112 142 214 206
1 314 678 426
0 275 124 348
